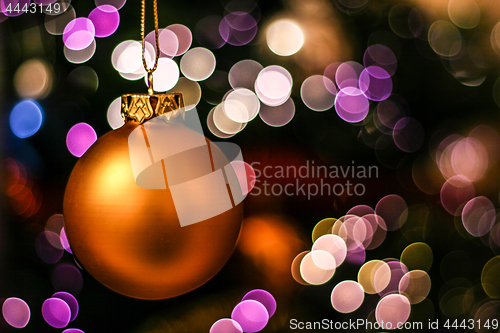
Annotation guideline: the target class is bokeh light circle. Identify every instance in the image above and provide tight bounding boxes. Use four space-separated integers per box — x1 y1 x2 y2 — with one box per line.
255 66 292 106
312 234 347 267
14 58 53 99
224 88 260 122
66 123 97 157
481 256 500 299
213 102 247 135
259 97 295 127
88 5 119 38
242 289 276 317
335 87 369 123
266 19 304 56
448 0 480 29
331 280 365 313
358 260 389 294
42 297 71 328
219 13 257 46
400 242 433 272
210 318 243 333
363 44 397 76
64 40 96 64
359 66 392 101
393 117 425 153
2 298 30 328
300 250 336 285
440 175 475 216
9 100 43 138
180 47 216 81
462 196 495 237
166 24 192 56
231 300 269 333
166 77 202 111
107 97 124 129
428 20 462 57
63 17 95 51
375 194 408 231
35 231 64 263
398 270 431 304
301 75 335 111
112 40 143 74
291 251 310 285
375 294 411 329
148 57 179 92
52 292 78 321
229 59 263 91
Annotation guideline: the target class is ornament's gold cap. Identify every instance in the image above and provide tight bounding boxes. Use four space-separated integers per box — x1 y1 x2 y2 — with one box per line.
121 92 185 124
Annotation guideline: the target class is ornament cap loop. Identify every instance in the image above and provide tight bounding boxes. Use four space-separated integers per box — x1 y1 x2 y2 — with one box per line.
147 72 154 95
121 92 185 124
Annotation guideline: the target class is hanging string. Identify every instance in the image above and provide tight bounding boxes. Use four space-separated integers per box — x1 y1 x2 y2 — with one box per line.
141 0 160 95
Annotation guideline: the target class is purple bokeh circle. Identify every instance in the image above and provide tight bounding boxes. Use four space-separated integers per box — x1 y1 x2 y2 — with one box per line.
363 44 397 76
224 11 257 31
231 300 269 333
241 289 277 317
378 260 408 296
219 18 257 46
88 5 120 38
336 61 364 89
42 298 71 329
393 117 425 152
2 297 30 328
51 263 84 296
335 87 369 123
359 66 393 101
62 329 85 333
63 18 95 51
66 122 97 157
52 292 79 322
35 231 64 264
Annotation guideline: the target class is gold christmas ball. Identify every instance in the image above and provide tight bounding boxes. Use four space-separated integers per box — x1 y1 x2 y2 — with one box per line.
63 97 243 300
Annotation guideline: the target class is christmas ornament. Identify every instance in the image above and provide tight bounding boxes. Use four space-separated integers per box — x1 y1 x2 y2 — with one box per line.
63 0 245 300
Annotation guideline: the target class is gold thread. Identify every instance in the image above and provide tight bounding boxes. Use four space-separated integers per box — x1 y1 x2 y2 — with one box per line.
141 0 160 95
